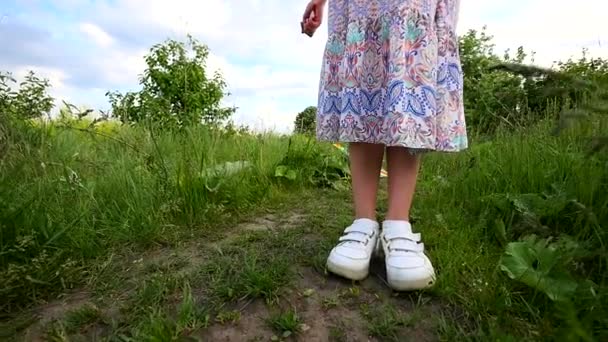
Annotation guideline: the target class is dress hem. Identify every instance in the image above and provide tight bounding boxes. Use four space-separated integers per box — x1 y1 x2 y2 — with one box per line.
316 136 468 155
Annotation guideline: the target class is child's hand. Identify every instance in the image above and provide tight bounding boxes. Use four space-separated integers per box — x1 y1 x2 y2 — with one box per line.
301 0 325 37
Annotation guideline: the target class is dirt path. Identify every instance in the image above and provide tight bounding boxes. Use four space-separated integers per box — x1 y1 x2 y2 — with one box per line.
7 187 456 341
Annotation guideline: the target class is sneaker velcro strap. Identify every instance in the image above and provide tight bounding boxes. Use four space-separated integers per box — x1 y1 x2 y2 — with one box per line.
338 232 369 244
344 225 375 237
382 230 424 253
383 230 421 242
387 239 425 253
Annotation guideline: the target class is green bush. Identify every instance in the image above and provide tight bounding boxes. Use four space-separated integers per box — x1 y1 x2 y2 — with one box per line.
459 28 608 137
106 35 236 129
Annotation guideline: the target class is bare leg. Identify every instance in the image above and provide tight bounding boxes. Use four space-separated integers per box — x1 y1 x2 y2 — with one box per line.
385 146 421 220
382 147 434 291
325 142 386 281
348 142 385 220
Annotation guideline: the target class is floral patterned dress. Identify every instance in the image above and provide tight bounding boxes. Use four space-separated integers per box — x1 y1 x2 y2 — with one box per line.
316 0 467 152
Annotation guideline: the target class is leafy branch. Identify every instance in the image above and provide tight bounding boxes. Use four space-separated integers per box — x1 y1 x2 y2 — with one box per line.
492 62 608 154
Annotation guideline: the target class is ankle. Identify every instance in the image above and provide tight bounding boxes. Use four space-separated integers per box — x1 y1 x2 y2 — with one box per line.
354 214 377 222
382 220 413 233
384 210 410 221
353 217 379 227
384 215 410 222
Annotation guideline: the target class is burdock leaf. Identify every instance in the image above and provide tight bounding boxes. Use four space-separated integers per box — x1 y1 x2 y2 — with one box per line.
500 235 578 302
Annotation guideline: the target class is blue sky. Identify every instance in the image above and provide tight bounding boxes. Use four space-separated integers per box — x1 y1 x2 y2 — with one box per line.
1 0 606 133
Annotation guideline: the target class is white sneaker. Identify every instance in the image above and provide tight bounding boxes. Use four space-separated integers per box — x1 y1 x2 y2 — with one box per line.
326 218 380 281
380 221 436 291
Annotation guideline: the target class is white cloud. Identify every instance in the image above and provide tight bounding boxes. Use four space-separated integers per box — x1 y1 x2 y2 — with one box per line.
13 65 69 100
104 0 232 39
458 0 607 66
10 65 107 116
91 47 148 87
79 22 114 47
6 0 608 134
232 98 289 133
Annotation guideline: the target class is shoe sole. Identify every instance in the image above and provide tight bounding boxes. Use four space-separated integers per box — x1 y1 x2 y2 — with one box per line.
387 274 436 291
326 258 370 281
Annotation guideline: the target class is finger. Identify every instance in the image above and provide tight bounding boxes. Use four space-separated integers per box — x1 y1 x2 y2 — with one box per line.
304 18 317 29
302 3 313 21
307 17 321 29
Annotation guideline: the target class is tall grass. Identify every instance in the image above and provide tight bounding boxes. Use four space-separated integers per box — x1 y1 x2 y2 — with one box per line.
417 117 607 339
1 110 606 340
0 119 341 313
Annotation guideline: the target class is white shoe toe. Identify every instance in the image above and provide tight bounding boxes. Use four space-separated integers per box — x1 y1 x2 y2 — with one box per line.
326 218 379 281
381 221 436 291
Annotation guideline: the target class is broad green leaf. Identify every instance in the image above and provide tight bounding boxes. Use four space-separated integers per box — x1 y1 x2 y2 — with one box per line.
499 235 578 302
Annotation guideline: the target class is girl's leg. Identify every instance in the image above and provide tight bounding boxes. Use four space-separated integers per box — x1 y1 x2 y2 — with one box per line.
382 146 435 291
385 146 420 220
325 142 385 281
349 142 385 219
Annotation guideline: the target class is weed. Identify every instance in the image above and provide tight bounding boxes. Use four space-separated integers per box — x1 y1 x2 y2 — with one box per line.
126 281 208 341
328 324 347 342
45 321 69 342
363 304 410 341
215 310 241 325
322 295 341 310
176 281 209 332
132 273 181 314
267 308 302 338
274 136 350 190
62 304 103 333
202 249 293 305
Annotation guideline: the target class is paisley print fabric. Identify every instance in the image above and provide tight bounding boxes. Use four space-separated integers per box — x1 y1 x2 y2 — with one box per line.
316 0 467 152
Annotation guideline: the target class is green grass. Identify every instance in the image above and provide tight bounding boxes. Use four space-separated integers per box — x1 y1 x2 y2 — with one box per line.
1 114 606 341
267 308 302 338
201 248 293 305
62 304 104 333
214 309 241 325
0 120 342 313
362 303 415 341
412 118 607 340
328 323 347 342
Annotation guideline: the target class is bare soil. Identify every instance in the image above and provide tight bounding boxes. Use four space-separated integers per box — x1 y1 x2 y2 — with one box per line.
10 207 448 342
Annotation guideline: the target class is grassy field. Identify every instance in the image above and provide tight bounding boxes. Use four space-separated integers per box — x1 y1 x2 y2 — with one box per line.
0 113 606 341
